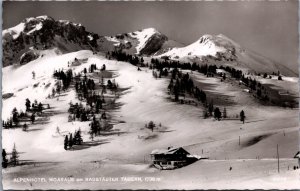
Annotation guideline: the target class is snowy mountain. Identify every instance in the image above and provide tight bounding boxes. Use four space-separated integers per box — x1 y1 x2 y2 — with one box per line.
2 16 99 67
2 16 182 67
158 34 297 76
2 16 296 76
97 27 184 56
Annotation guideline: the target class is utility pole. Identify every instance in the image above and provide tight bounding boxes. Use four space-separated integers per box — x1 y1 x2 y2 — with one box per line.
277 144 280 173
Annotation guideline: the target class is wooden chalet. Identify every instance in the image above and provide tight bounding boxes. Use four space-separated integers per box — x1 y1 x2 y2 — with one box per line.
150 147 198 170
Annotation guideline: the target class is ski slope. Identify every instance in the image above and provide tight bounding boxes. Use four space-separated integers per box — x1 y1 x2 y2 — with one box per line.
2 50 299 190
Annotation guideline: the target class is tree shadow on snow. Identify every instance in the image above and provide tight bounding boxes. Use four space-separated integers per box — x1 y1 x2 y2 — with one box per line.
31 121 50 126
242 133 273 147
157 130 175 133
244 119 266 124
25 128 43 132
69 140 110 151
17 160 61 167
99 131 127 137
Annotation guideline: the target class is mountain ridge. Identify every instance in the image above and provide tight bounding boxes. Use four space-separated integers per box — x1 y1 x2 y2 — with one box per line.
2 15 297 77
158 33 297 76
2 15 99 67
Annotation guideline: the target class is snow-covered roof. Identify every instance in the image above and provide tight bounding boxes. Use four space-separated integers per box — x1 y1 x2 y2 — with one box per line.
187 154 202 159
151 147 189 155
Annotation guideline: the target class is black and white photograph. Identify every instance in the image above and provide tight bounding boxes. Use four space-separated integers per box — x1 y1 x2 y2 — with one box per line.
1 0 300 190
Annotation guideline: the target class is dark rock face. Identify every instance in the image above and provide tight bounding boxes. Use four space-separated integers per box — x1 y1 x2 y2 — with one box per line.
214 48 237 62
2 16 99 67
139 33 168 55
20 50 39 65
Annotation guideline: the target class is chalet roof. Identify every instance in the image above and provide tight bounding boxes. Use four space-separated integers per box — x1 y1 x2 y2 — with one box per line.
294 151 300 158
151 147 190 155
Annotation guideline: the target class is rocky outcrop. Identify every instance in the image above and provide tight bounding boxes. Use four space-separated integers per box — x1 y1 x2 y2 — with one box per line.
139 33 168 55
2 16 99 67
20 50 40 65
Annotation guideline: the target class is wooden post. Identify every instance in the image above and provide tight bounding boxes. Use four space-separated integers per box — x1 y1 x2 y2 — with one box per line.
277 144 280 173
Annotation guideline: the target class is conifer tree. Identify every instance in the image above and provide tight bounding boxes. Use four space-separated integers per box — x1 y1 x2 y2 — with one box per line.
168 79 174 93
148 121 155 132
10 143 19 166
100 76 104 87
52 88 56 98
30 113 35 124
208 100 214 116
214 107 221 121
240 110 246 124
203 108 209 119
12 108 19 126
56 81 62 95
223 108 227 118
101 64 106 71
81 112 88 121
89 129 94 141
69 133 73 148
64 135 69 150
38 102 43 112
95 99 102 113
74 129 83 145
2 149 8 168
25 98 31 111
22 123 28 132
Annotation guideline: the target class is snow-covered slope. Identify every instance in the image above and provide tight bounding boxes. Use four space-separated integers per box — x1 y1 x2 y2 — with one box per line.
158 34 297 77
2 49 299 190
2 49 92 120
